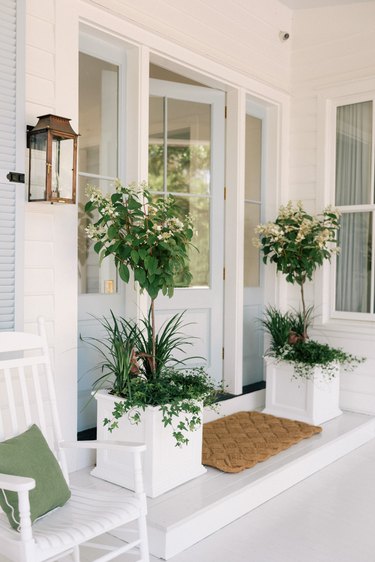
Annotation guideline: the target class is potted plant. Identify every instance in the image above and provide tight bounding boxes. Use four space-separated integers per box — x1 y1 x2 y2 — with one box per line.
82 180 218 497
254 201 363 425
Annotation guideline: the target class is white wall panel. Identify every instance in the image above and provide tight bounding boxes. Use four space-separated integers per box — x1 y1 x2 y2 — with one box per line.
25 0 79 467
290 2 375 413
86 0 293 92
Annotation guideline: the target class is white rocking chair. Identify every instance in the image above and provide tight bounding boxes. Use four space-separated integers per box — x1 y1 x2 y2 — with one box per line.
0 318 149 562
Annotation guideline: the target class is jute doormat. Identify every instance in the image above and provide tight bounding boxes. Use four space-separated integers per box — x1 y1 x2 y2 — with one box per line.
202 411 322 473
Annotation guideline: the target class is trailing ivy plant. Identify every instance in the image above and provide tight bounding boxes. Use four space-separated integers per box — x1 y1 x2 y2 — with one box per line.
103 367 218 447
260 307 363 380
82 312 218 446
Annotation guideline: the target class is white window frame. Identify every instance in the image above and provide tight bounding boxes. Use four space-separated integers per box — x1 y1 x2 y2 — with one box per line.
317 83 375 326
330 93 375 322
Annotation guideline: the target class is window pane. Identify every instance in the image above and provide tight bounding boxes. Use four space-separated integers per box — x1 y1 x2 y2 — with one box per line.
167 99 211 195
78 176 118 295
245 115 262 201
336 212 372 312
174 196 210 287
149 96 165 192
79 53 118 177
335 101 372 206
51 138 73 199
29 133 47 200
244 203 260 287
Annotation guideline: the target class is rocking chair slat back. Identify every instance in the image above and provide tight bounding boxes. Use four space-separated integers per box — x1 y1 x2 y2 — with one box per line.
0 318 150 562
0 319 68 479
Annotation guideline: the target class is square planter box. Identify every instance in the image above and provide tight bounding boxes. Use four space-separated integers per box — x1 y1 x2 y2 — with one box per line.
263 358 343 425
91 390 207 498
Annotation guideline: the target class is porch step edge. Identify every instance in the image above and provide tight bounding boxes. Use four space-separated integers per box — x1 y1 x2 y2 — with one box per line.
150 415 375 559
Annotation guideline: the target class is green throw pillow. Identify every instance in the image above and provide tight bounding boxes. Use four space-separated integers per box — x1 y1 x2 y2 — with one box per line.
0 424 71 531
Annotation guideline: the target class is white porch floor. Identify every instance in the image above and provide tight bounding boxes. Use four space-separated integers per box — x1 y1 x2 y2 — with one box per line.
1 410 375 562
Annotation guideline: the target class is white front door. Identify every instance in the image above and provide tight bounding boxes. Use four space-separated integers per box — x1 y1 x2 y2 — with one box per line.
77 36 127 432
149 79 225 384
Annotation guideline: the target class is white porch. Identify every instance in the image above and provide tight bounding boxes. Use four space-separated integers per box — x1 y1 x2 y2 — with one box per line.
72 399 375 560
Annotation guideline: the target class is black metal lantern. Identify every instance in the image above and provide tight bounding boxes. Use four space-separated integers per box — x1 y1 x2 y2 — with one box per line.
27 114 78 203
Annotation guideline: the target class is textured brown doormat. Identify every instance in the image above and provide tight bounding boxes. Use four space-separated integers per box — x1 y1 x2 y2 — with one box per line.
202 411 322 473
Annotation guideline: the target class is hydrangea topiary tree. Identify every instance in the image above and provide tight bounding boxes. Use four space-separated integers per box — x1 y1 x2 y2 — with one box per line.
254 201 340 338
85 180 194 377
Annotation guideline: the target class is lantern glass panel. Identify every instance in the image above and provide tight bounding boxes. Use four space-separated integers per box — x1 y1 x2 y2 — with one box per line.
51 137 74 199
29 132 47 200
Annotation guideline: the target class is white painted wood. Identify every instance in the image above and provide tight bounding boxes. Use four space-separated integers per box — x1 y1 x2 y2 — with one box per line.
0 417 373 562
224 88 246 395
263 358 342 425
203 389 265 423
24 0 79 470
290 3 375 417
92 390 206 498
0 0 25 331
0 320 150 562
109 410 375 559
80 0 292 92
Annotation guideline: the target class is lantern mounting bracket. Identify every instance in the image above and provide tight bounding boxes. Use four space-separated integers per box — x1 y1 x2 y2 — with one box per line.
7 172 25 183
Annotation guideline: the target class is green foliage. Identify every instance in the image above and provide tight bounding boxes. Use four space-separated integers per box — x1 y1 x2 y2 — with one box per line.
135 308 199 380
254 201 340 288
261 307 363 379
82 308 218 445
80 311 139 398
103 367 218 447
85 181 194 301
254 201 341 338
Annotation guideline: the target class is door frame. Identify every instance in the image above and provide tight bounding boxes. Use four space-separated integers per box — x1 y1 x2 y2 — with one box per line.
224 91 281 394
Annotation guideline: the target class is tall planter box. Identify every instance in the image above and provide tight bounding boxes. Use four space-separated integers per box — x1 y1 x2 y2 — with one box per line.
263 358 343 425
91 390 207 498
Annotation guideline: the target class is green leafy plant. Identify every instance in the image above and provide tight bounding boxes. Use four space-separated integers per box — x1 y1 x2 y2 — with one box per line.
255 202 364 379
82 311 218 446
260 307 362 379
135 309 200 380
254 201 340 338
83 181 218 445
104 367 218 447
85 180 194 375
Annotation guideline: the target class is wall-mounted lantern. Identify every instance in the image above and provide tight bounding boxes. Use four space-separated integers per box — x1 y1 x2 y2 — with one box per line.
27 114 78 204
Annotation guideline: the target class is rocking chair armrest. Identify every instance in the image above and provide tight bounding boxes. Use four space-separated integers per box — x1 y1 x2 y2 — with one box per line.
59 440 146 454
0 473 35 492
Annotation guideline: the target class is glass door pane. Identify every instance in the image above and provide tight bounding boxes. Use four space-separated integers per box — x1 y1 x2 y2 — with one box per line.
149 95 211 287
78 52 119 295
243 114 264 387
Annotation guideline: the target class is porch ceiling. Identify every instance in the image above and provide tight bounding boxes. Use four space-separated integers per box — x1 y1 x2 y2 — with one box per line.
279 0 375 9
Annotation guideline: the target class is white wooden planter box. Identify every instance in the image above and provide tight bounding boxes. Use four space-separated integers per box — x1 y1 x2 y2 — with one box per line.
91 390 207 498
263 358 343 425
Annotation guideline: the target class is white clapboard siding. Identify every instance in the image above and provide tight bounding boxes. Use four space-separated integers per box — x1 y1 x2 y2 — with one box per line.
0 0 22 331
